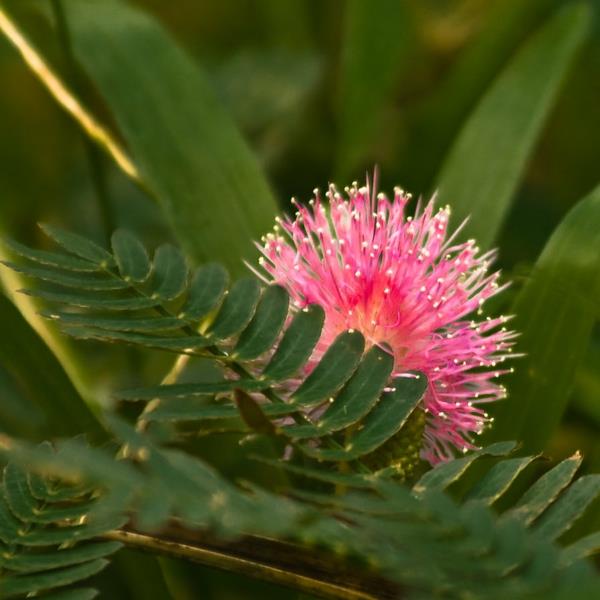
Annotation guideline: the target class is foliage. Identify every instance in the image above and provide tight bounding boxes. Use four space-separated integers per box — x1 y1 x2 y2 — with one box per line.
0 227 599 598
0 0 598 598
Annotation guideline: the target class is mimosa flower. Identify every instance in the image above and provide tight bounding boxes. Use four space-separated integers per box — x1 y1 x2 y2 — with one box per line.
256 181 516 463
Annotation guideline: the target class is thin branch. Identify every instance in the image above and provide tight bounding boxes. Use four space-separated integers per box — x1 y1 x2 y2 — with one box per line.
103 527 399 600
0 5 140 185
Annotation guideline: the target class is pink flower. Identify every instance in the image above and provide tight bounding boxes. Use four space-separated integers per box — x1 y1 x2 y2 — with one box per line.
255 180 516 464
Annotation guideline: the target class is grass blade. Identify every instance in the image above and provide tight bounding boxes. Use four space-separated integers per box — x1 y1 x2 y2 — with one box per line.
489 184 600 450
436 3 589 248
63 0 278 274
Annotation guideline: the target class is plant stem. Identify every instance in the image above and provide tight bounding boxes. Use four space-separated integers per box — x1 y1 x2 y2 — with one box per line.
103 528 395 600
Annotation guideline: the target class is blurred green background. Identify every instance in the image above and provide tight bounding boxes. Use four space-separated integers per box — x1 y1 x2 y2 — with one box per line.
0 0 599 597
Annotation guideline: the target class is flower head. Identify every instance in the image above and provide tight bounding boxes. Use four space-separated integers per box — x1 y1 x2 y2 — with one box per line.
256 181 516 464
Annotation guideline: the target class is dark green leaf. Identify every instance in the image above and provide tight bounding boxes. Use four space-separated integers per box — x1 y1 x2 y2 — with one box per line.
0 489 21 543
40 224 114 266
3 462 39 521
4 262 128 290
152 244 187 301
255 458 374 489
18 514 127 546
465 456 538 505
21 289 160 311
284 345 393 438
507 453 582 525
262 305 324 380
0 558 108 598
436 4 589 248
111 229 151 282
181 263 229 321
116 379 266 401
64 328 210 352
45 313 182 333
535 475 600 541
234 285 289 360
234 389 277 435
413 441 517 493
207 277 261 340
145 398 295 421
561 532 600 566
3 541 121 573
3 238 99 272
64 0 278 275
303 372 427 460
290 331 365 407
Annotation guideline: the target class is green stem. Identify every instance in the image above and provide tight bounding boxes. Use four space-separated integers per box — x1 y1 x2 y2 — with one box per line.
102 528 392 600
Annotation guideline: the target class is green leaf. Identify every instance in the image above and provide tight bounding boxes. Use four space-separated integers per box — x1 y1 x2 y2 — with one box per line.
2 541 121 573
507 453 582 525
413 441 517 493
303 372 427 460
21 289 160 311
3 238 100 272
0 294 103 440
465 456 538 505
111 229 151 282
284 345 394 438
290 331 365 407
234 389 277 435
4 262 128 290
535 475 600 541
0 558 109 598
335 0 414 178
17 514 127 547
561 532 600 565
3 462 38 521
181 263 229 321
45 313 182 333
151 244 187 301
489 184 600 450
0 492 20 543
207 277 261 340
146 399 295 422
64 328 210 353
63 0 278 274
262 305 324 380
436 3 589 248
233 285 289 360
40 224 115 266
117 380 266 401
254 458 374 489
